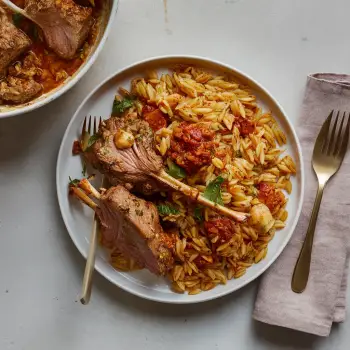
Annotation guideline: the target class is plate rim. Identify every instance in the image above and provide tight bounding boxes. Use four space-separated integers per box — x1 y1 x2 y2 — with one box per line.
56 55 305 304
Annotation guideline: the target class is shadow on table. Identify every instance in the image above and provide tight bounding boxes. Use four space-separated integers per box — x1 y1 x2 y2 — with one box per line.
0 87 80 165
252 321 319 349
97 271 243 311
0 66 97 165
91 255 255 320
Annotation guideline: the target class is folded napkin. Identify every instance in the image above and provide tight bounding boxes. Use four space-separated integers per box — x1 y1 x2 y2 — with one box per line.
253 74 350 336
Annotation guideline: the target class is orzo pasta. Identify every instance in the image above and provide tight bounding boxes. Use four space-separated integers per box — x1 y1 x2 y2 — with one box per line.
102 65 296 294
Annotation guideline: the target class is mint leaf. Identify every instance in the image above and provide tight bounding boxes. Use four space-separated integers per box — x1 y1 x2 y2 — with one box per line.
194 206 203 222
112 97 134 116
166 160 186 179
69 176 80 187
82 163 87 176
203 176 224 205
157 204 180 216
86 134 100 149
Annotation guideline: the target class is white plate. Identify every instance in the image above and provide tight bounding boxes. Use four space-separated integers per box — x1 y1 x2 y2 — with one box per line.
56 56 304 303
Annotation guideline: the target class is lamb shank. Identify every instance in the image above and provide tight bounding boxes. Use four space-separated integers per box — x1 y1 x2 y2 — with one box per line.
83 113 249 222
85 112 164 196
71 180 175 275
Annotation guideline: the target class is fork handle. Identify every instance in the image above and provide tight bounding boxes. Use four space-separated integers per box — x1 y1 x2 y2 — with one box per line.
291 183 325 293
80 215 99 305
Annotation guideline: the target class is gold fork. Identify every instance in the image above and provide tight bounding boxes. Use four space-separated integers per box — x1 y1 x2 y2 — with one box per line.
80 116 102 305
292 110 350 293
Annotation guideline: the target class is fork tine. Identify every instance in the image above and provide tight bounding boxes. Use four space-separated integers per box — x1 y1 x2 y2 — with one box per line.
99 116 102 128
82 116 87 136
93 117 97 135
326 111 340 155
318 110 333 153
88 116 92 135
333 112 346 156
337 112 350 159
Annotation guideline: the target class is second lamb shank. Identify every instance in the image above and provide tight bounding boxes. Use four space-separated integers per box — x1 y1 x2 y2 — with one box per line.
71 180 176 275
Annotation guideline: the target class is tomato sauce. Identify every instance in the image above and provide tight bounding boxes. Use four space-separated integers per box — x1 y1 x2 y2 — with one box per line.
234 116 255 136
258 183 285 212
142 105 168 131
169 122 215 174
193 255 215 268
205 218 238 249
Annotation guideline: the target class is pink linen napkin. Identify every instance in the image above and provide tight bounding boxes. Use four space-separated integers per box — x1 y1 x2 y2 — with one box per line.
253 73 350 336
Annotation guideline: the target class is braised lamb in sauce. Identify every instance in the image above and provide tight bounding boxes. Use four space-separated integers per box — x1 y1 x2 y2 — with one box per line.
0 0 102 105
84 112 165 196
98 185 175 275
72 112 178 274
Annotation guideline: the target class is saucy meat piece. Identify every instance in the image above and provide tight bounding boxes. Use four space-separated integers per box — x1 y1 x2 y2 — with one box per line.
142 105 167 131
0 6 31 79
25 0 93 59
168 122 215 174
84 113 164 195
258 183 285 213
0 76 42 104
97 185 175 275
7 51 42 80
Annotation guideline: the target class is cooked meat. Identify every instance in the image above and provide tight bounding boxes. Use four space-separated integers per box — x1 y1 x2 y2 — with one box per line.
0 76 42 104
97 185 175 275
0 6 32 79
83 113 249 222
25 0 93 59
7 51 42 80
85 113 164 195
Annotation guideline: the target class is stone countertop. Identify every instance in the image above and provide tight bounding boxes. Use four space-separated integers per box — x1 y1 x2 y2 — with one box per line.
1 0 349 349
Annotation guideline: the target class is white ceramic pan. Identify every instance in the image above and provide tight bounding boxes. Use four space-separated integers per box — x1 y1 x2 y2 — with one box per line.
0 0 119 119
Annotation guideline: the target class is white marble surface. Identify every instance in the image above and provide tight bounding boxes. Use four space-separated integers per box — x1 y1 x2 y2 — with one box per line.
1 0 349 349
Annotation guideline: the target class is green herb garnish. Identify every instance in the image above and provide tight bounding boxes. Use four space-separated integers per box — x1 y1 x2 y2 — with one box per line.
157 204 180 216
203 176 224 205
112 97 134 116
86 134 100 150
12 13 23 27
82 163 87 176
194 206 203 222
69 176 80 187
166 160 186 179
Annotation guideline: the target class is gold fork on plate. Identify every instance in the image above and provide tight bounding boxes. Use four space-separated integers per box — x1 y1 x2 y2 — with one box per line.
291 110 350 293
80 116 103 305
